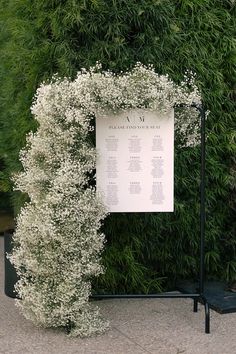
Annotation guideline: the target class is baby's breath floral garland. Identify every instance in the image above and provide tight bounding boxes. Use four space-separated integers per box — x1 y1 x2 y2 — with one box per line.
10 63 201 337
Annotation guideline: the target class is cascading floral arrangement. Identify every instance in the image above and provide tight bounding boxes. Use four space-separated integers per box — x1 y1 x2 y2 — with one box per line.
9 63 201 337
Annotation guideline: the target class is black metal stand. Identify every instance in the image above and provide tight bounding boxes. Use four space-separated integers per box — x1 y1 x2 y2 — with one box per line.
92 103 210 334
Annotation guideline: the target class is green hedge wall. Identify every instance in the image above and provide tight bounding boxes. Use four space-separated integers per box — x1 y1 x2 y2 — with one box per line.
0 0 235 292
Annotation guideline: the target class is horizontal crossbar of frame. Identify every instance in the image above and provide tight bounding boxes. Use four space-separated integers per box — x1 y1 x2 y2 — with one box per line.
91 293 201 299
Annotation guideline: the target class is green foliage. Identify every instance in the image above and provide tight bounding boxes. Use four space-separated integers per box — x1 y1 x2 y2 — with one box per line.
0 159 12 212
0 0 235 292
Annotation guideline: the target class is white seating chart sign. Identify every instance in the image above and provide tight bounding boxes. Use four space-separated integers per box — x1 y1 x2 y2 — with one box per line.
96 109 174 212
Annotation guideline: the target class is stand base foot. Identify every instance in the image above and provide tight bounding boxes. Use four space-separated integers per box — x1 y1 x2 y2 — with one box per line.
204 300 210 334
193 298 198 312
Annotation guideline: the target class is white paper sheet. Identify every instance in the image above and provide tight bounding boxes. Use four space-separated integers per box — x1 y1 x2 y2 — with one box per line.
96 109 174 212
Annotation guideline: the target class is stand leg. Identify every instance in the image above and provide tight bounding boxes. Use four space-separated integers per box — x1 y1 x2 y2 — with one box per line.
204 300 210 334
193 298 198 312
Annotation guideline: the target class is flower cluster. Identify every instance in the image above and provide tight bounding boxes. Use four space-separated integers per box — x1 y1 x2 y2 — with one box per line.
10 63 202 337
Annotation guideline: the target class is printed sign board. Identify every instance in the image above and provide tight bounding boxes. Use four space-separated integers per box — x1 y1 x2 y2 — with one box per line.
96 109 174 212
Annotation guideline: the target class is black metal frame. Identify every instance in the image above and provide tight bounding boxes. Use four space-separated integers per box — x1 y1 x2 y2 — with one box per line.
92 103 210 334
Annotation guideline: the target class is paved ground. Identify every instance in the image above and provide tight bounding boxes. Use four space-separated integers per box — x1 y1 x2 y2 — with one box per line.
1 236 236 354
